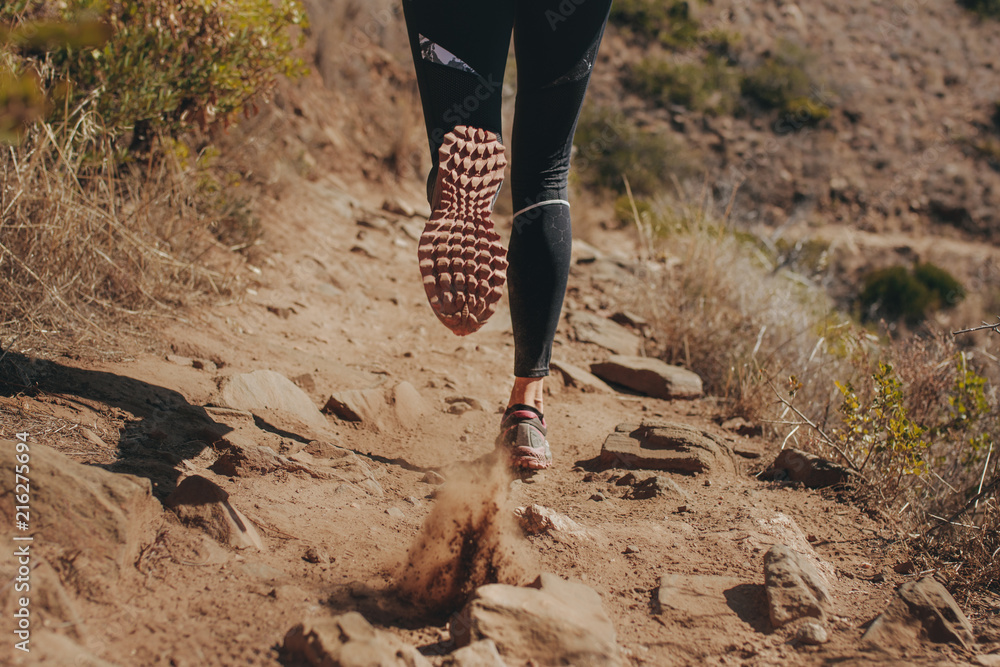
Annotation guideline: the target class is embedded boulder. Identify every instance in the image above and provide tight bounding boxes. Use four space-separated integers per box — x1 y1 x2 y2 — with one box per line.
599 422 735 475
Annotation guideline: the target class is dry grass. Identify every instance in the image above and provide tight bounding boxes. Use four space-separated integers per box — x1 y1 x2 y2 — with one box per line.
618 188 1000 594
0 120 246 356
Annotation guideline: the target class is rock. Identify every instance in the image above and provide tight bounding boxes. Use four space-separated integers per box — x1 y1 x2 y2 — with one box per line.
624 545 640 554
386 507 405 520
623 475 687 500
214 370 331 438
796 620 829 645
976 656 1000 667
656 574 745 618
514 505 589 539
721 417 762 437
382 196 416 217
442 640 506 667
446 395 486 411
861 576 976 651
550 360 614 394
166 353 194 367
764 545 832 628
165 475 264 551
423 470 447 485
292 373 317 393
762 449 856 488
615 472 638 486
590 492 607 501
566 312 642 356
571 239 604 264
303 546 330 564
0 442 161 602
590 356 703 400
452 573 623 667
609 311 648 331
324 381 428 430
599 422 736 475
283 612 431 667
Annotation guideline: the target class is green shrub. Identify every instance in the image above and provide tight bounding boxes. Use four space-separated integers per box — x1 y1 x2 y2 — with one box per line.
610 0 700 50
699 27 743 63
2 0 308 150
958 0 1000 18
625 54 741 115
835 363 929 482
742 40 831 119
859 263 965 325
573 107 696 197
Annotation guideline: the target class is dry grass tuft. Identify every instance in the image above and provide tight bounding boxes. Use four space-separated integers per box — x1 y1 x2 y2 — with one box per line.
0 122 246 355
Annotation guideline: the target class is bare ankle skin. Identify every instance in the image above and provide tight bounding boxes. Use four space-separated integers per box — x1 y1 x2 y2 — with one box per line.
507 376 544 414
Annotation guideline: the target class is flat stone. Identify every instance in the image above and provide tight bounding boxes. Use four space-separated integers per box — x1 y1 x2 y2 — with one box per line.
566 311 642 356
656 574 745 619
762 448 856 488
324 381 427 430
283 612 431 667
165 475 264 551
442 640 506 667
862 576 976 651
453 573 622 667
590 356 703 399
599 422 735 475
215 370 331 438
764 545 832 628
551 360 614 394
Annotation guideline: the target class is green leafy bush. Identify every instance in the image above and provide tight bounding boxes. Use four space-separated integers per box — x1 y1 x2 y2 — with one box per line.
742 40 831 120
625 55 741 115
573 107 696 197
610 0 700 50
2 0 308 149
835 363 929 493
858 263 965 325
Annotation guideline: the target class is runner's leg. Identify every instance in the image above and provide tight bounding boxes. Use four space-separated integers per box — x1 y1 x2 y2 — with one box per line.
506 0 613 390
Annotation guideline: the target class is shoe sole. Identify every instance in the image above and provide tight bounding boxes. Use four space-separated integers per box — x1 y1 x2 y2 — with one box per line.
418 126 508 336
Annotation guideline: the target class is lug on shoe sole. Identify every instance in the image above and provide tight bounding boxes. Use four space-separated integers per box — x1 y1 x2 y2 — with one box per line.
418 126 508 336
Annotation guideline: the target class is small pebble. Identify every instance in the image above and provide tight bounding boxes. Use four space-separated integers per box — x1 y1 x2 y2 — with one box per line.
590 492 607 502
676 505 688 513
302 546 330 564
796 621 828 645
703 479 712 487
624 545 640 554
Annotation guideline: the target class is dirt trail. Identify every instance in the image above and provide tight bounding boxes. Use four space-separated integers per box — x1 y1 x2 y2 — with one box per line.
1 171 994 666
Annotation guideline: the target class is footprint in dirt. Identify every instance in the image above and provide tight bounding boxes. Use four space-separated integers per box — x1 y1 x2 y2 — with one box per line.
396 452 530 615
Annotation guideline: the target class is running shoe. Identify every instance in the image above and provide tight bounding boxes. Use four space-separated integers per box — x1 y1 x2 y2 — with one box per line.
418 126 508 336
495 404 553 471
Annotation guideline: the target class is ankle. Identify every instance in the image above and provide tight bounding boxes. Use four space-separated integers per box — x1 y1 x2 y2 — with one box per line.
507 377 544 414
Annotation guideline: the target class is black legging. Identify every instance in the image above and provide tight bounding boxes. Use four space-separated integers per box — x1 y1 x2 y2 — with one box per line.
402 0 612 378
